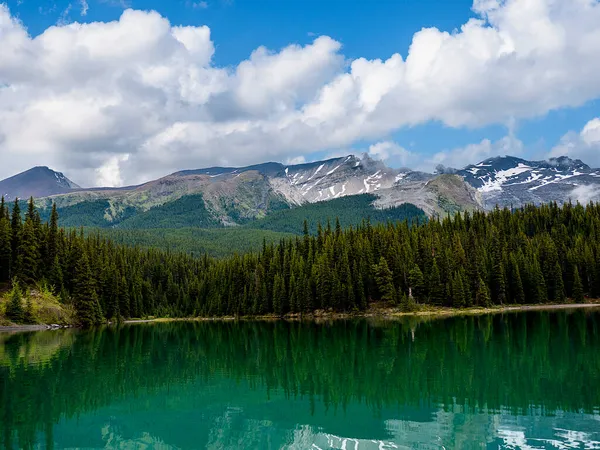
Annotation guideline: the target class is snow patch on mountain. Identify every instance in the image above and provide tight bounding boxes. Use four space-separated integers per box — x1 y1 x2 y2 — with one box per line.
458 156 600 209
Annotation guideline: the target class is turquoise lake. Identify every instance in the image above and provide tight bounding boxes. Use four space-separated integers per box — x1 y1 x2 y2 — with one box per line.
1 310 600 449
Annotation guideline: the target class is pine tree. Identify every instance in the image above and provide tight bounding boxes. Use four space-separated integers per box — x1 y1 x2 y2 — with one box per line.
490 231 507 304
408 265 425 303
552 261 566 303
573 266 585 303
508 255 525 304
0 217 11 281
5 284 24 324
451 272 466 308
23 294 36 324
72 251 103 327
272 273 285 316
373 257 395 302
429 259 444 305
10 198 22 267
475 276 491 307
531 257 548 304
16 218 40 285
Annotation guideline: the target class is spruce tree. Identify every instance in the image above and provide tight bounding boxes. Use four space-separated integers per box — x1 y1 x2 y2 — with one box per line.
408 265 425 303
0 217 11 281
23 294 36 324
552 261 566 303
72 251 103 327
16 219 40 285
374 257 395 302
475 276 491 307
451 272 466 308
429 259 444 305
5 284 24 323
10 198 22 267
573 266 585 303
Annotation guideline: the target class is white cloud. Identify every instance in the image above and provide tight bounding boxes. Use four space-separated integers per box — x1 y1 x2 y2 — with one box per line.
427 132 524 170
79 0 89 16
96 154 130 187
550 117 600 168
1 0 600 186
572 185 600 204
368 141 417 168
285 156 306 165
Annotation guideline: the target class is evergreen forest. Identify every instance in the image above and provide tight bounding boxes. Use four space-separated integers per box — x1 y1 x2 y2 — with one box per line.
1 195 599 326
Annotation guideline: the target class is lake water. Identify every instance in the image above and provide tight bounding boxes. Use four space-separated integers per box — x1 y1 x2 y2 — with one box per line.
1 310 600 449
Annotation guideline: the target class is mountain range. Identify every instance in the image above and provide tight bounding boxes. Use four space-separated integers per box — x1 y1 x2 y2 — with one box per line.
1 154 599 230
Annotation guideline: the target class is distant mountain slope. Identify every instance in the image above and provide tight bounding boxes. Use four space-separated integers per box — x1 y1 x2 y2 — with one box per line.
245 194 426 234
25 154 478 228
0 166 80 200
458 156 600 209
11 153 599 229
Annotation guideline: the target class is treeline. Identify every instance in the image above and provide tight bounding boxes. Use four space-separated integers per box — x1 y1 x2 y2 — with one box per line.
1 196 600 325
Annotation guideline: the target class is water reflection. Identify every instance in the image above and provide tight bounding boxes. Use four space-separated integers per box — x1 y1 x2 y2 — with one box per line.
0 309 599 449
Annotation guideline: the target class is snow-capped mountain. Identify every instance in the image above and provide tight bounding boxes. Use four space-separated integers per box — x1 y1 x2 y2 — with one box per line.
0 166 80 200
174 154 429 206
457 156 600 209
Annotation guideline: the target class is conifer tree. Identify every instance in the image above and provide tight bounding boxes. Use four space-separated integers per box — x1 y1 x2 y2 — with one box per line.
508 255 525 304
10 198 22 265
475 276 491 307
72 251 102 327
24 294 36 324
451 272 466 308
0 216 11 281
16 218 40 285
5 284 24 323
374 257 395 302
553 261 566 303
429 259 444 305
573 266 585 303
408 265 425 303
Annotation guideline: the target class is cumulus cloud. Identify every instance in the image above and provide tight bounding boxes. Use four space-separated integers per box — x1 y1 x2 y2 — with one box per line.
1 0 600 186
368 141 417 168
550 118 600 168
427 132 524 170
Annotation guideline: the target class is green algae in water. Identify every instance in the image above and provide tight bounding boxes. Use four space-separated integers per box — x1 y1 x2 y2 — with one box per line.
1 310 600 449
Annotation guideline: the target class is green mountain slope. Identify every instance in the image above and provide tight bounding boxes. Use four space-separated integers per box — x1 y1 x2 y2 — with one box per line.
92 228 296 258
246 194 426 234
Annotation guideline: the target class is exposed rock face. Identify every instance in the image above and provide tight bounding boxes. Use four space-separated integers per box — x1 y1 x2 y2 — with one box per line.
7 153 597 227
457 156 600 209
0 166 80 200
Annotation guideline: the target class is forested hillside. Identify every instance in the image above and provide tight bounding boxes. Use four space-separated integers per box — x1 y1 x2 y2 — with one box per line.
1 195 599 326
245 194 426 234
94 228 296 258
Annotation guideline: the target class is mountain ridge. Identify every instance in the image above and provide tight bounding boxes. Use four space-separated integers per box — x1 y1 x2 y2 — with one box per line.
0 166 80 200
3 153 600 229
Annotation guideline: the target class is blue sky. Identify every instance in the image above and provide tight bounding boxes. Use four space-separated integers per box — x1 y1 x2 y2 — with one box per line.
1 0 600 185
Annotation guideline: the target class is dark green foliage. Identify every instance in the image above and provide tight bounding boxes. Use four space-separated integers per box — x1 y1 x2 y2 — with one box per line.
573 267 585 304
5 284 24 323
246 194 426 234
374 257 395 302
118 194 221 229
2 199 600 323
408 265 425 302
71 250 103 327
39 200 136 228
91 227 296 258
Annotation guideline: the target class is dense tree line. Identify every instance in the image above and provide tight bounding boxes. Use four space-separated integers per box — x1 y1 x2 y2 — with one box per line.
1 196 600 325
